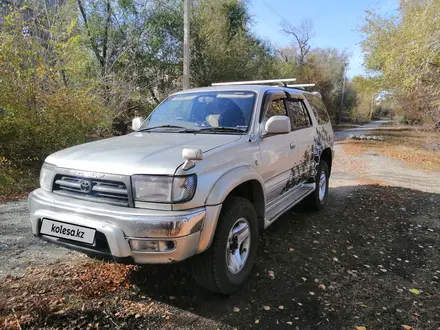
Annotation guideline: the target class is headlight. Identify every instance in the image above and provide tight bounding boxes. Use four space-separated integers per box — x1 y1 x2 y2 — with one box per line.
39 163 56 191
132 175 197 203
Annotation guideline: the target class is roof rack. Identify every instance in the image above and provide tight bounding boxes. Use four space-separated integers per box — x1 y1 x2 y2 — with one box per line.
286 84 316 89
212 78 296 87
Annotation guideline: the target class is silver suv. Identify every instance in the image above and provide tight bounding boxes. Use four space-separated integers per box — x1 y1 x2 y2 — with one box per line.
29 80 334 294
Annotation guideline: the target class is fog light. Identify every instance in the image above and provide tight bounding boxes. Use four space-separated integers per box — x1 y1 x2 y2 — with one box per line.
129 239 175 252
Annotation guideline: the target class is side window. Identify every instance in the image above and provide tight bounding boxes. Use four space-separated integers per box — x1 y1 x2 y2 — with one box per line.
305 94 330 125
263 98 288 122
286 99 311 130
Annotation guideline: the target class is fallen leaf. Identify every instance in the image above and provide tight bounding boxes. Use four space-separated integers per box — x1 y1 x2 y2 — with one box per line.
263 305 271 311
355 327 366 330
233 307 240 312
401 326 412 330
409 288 420 295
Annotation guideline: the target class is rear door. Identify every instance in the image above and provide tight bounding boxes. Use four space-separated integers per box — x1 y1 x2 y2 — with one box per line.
304 93 334 142
285 97 316 180
257 91 299 203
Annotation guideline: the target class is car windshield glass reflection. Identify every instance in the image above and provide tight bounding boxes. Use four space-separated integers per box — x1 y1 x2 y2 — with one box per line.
139 91 256 133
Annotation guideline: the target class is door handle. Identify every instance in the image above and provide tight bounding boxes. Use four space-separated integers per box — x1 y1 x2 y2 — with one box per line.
290 142 296 149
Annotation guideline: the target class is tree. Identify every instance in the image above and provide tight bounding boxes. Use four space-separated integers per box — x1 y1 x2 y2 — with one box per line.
352 76 382 120
360 0 440 126
0 0 110 169
282 19 314 69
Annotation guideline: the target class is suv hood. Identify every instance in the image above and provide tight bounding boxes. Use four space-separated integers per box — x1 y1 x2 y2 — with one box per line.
46 132 242 175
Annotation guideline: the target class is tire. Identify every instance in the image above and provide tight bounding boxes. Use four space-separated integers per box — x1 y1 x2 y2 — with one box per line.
305 160 329 211
191 196 258 295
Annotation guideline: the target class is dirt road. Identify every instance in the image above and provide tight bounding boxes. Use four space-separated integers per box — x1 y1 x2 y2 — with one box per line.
334 120 391 140
1 122 439 329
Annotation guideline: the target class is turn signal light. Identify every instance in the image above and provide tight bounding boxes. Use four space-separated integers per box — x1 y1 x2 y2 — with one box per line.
129 239 175 252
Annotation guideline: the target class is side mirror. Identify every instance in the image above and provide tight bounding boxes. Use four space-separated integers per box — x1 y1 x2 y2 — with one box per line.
264 116 291 135
132 117 145 131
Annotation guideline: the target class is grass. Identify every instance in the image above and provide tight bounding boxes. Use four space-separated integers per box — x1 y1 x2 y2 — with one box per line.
342 125 440 172
0 167 39 202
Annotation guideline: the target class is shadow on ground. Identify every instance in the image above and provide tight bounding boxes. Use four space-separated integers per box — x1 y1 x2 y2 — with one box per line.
127 185 440 329
4 185 440 330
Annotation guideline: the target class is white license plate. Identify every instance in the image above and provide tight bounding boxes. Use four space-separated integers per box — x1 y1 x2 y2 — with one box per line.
40 219 96 244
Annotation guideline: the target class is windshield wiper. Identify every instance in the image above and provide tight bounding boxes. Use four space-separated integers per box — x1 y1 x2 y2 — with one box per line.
138 125 187 132
198 127 246 133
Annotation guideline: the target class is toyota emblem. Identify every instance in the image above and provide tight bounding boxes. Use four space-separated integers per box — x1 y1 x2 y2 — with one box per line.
79 180 92 193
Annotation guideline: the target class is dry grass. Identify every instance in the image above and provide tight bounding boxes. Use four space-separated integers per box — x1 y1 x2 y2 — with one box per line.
0 260 135 329
342 126 440 171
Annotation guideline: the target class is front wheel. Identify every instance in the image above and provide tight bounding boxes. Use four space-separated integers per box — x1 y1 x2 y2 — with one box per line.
305 160 329 211
191 196 258 295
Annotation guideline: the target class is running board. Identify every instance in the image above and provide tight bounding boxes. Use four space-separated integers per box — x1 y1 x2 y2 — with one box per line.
264 183 315 228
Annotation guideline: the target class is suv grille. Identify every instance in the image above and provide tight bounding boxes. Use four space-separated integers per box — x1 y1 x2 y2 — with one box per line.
52 174 130 207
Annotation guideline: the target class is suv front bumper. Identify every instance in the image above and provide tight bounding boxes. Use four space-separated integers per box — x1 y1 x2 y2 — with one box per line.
29 189 222 264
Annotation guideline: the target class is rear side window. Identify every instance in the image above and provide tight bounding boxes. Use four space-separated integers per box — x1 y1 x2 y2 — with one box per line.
286 99 311 130
305 94 330 125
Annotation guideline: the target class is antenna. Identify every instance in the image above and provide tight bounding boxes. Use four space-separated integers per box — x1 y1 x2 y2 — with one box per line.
212 78 296 87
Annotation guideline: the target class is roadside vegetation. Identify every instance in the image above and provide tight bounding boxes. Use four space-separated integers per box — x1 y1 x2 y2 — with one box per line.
357 0 440 128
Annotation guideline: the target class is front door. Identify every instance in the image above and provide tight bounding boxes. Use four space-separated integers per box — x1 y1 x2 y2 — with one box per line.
257 91 299 204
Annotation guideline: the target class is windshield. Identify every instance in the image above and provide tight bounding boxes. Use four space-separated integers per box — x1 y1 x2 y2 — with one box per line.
139 91 256 133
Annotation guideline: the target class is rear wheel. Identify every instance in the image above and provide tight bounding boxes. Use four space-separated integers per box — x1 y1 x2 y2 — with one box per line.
191 196 258 295
305 160 329 211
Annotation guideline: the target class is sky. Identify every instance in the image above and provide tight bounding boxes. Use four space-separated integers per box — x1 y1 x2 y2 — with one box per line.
249 0 399 79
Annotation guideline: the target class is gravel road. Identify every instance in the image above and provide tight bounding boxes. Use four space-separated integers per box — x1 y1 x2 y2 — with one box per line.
334 119 390 140
0 200 78 279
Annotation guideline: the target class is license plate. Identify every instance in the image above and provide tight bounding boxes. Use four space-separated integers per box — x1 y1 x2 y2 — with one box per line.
40 219 96 244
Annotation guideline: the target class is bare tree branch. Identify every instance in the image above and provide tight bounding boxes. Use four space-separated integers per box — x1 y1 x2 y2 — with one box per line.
102 0 112 75
76 0 104 69
282 19 314 68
